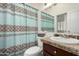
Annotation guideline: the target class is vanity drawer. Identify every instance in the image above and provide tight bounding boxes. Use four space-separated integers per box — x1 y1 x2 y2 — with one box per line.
43 42 76 56
43 43 57 55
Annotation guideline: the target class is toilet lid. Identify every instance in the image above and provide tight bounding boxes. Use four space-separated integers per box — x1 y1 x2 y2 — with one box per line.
25 46 42 55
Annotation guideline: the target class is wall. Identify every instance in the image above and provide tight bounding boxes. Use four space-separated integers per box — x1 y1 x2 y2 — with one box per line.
67 11 79 33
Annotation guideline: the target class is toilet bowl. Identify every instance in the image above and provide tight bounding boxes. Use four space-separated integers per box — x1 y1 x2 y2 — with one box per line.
24 46 42 56
24 37 43 56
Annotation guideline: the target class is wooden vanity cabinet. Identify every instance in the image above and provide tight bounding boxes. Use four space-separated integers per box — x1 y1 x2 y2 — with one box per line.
43 43 76 56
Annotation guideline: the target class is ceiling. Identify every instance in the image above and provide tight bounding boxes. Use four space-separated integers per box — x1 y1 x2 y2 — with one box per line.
28 3 44 10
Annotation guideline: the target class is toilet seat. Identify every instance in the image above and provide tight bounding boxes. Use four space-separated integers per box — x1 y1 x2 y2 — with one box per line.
24 46 42 56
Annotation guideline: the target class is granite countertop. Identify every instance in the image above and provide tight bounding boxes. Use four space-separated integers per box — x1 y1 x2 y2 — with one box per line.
41 37 79 55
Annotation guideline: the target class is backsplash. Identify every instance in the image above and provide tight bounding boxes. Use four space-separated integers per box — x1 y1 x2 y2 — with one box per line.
54 33 79 39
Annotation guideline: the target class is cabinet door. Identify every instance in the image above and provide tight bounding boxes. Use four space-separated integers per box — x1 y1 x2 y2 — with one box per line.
43 43 56 56
43 43 76 56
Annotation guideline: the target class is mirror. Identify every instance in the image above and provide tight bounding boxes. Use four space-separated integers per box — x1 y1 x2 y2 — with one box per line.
56 11 79 35
57 13 67 33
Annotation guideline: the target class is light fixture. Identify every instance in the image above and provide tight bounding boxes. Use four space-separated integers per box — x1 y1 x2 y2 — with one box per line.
41 3 57 11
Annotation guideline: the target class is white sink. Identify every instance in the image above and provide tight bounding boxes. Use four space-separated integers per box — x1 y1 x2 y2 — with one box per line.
50 37 79 44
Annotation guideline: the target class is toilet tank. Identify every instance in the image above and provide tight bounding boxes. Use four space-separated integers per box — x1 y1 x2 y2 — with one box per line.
37 32 46 48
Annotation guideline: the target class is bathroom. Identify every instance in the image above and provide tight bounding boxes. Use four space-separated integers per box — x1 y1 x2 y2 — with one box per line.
0 3 79 56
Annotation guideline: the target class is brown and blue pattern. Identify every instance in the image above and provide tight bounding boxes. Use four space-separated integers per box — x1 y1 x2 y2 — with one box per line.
0 3 37 18
0 3 54 56
0 25 38 32
0 41 37 56
0 3 38 56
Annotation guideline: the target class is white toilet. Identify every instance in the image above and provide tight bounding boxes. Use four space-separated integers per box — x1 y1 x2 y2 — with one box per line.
24 37 43 56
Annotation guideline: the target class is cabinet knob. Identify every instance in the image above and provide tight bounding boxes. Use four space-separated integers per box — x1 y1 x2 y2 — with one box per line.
54 51 57 54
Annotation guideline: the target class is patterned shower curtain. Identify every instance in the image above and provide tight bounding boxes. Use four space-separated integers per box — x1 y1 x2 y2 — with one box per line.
0 3 38 56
